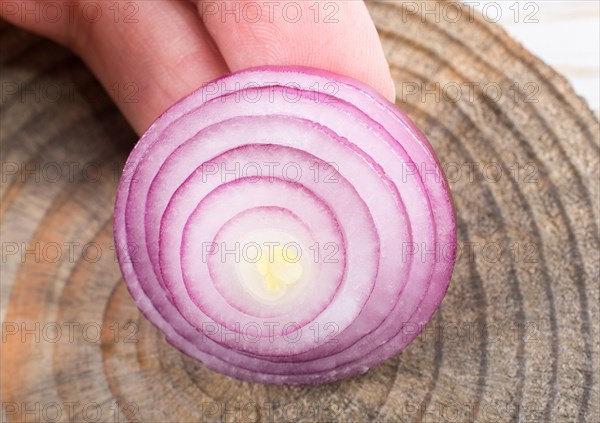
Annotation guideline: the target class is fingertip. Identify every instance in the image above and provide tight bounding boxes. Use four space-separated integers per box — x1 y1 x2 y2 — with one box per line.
385 72 397 104
197 0 396 104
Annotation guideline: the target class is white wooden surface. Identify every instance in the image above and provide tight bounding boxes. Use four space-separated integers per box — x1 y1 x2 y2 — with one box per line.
475 1 599 115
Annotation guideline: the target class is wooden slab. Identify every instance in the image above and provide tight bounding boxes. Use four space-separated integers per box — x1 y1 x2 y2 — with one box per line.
1 1 598 422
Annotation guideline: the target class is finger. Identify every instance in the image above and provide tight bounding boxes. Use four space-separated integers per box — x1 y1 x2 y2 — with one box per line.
196 0 395 102
2 0 229 134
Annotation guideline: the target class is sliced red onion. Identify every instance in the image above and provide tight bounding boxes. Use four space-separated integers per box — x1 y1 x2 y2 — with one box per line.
114 67 456 384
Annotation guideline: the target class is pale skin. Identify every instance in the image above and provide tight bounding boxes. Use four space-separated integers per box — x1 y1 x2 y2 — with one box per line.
1 0 395 135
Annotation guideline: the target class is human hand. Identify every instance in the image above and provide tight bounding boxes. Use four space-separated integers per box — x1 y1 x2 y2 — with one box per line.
1 0 395 135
